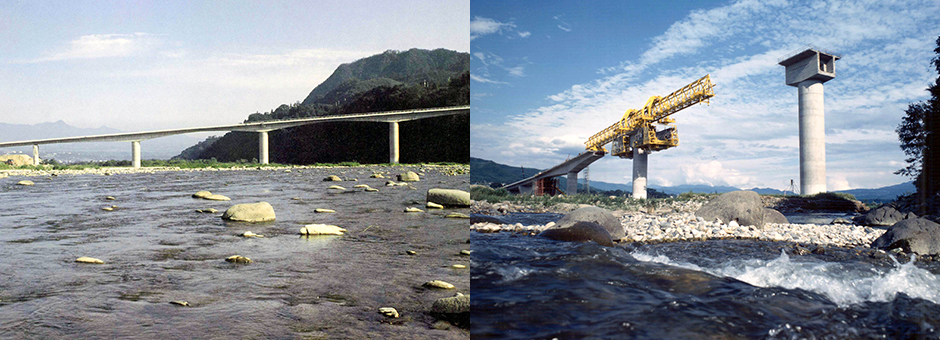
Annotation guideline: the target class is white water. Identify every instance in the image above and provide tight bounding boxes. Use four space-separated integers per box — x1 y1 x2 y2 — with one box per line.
631 250 940 306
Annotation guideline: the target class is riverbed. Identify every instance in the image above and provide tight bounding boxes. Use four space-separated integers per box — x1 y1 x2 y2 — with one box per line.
0 165 469 339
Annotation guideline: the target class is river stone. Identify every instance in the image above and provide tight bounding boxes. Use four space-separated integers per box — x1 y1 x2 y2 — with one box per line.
0 154 33 167
378 307 399 318
554 206 624 239
353 184 369 189
427 188 471 207
370 173 385 178
192 191 212 199
323 175 342 181
241 231 263 238
196 208 219 214
16 180 34 186
451 264 467 269
300 224 346 235
385 181 397 186
871 218 940 255
763 208 789 224
225 255 251 264
314 208 335 213
460 250 472 256
365 187 379 192
426 202 444 209
405 207 424 213
328 185 346 191
222 202 276 222
430 293 470 328
204 194 231 201
397 171 420 182
539 221 615 247
101 206 114 211
169 301 190 307
105 196 116 201
423 280 455 289
695 190 765 228
855 206 915 226
75 256 104 264
445 213 469 219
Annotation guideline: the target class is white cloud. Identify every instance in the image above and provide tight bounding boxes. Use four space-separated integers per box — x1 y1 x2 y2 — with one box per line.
471 74 509 85
506 66 525 77
517 31 531 38
557 24 571 32
26 33 154 63
470 16 516 40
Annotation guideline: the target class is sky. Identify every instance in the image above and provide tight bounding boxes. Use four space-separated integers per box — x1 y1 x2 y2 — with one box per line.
0 0 469 132
470 0 940 191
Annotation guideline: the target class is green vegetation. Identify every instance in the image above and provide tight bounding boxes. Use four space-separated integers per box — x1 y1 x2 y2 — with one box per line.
896 35 940 201
470 185 710 211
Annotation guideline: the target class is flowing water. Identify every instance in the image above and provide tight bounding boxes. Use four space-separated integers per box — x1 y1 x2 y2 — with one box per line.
472 213 940 339
0 166 469 339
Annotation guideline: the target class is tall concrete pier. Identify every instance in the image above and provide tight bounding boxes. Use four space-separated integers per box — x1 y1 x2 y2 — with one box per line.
779 47 839 195
632 147 648 199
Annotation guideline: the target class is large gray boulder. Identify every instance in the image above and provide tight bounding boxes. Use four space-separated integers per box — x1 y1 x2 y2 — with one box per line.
763 208 789 224
855 206 916 226
431 294 469 328
554 206 624 239
427 188 471 207
695 191 765 227
539 221 614 247
222 202 276 222
871 218 940 255
397 171 420 182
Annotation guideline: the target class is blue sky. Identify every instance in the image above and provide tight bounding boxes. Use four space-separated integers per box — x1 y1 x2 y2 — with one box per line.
0 0 468 131
471 0 940 191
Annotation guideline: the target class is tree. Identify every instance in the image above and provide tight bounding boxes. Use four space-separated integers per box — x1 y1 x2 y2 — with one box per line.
897 35 940 203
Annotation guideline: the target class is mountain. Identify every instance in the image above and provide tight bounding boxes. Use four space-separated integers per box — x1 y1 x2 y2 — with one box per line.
471 156 913 202
0 121 200 162
178 48 469 164
302 48 469 106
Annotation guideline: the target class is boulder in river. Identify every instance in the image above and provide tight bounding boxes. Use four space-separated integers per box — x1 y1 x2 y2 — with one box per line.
204 194 231 201
554 206 624 239
397 171 420 182
328 185 346 191
314 208 335 213
75 256 104 264
427 188 471 207
423 280 455 289
221 202 276 222
539 221 614 247
192 191 212 199
763 208 789 224
695 191 765 228
855 205 916 226
871 218 940 255
323 175 342 182
299 224 346 235
16 180 34 186
378 307 399 318
426 202 444 209
431 293 469 328
225 255 252 264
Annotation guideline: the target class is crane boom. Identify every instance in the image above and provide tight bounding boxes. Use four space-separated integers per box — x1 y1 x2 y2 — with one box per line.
585 74 715 153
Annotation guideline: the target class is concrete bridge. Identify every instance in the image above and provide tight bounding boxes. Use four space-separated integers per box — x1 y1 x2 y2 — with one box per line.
503 151 605 194
0 106 469 168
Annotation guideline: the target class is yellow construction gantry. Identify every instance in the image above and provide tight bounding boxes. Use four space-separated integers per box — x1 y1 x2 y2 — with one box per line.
585 74 715 158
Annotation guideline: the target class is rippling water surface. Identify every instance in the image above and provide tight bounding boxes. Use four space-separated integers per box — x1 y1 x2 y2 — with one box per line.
0 166 469 339
472 213 940 339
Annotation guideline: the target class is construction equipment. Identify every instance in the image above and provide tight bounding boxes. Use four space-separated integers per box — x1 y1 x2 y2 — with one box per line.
585 74 715 158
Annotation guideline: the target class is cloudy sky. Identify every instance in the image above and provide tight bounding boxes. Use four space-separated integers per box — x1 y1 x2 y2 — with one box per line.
0 0 468 131
471 0 940 191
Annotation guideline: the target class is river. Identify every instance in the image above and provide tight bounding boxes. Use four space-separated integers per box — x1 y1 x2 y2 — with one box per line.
0 166 469 339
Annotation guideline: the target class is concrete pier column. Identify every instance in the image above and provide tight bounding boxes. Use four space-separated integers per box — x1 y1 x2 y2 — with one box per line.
258 131 269 164
389 122 400 164
32 144 40 165
798 79 826 195
567 171 578 195
632 148 648 199
131 141 141 169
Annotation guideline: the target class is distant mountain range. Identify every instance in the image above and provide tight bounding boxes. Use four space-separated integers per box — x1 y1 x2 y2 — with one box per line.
0 120 201 162
471 157 914 203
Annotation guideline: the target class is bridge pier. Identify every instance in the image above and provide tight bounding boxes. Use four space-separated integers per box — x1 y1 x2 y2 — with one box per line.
567 171 578 195
389 122 399 164
131 141 141 168
258 131 269 164
32 144 40 165
632 148 648 199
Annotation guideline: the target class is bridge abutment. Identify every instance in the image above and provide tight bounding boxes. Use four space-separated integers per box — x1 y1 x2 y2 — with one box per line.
389 122 399 164
32 145 40 165
131 141 141 168
259 131 269 164
632 148 648 199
